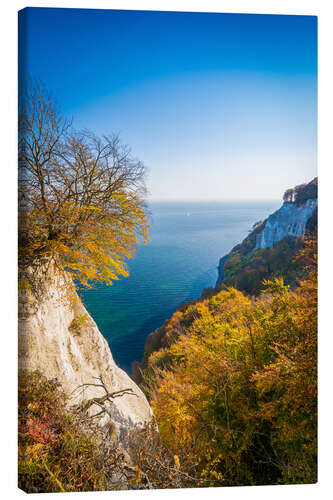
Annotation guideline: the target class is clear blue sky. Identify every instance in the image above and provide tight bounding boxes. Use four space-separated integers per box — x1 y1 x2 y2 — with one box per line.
19 8 317 201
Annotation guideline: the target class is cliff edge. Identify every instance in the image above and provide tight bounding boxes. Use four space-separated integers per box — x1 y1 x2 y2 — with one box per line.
18 259 153 448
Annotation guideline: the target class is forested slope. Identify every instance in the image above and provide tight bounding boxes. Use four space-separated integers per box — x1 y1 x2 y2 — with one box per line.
140 239 317 486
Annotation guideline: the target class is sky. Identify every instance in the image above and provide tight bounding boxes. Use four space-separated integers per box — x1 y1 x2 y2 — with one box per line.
19 8 317 201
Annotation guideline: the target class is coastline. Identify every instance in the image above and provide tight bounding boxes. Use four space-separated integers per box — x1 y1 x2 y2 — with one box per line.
216 253 230 287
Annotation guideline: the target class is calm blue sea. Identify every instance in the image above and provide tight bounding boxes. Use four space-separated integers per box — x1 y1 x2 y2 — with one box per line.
80 201 280 373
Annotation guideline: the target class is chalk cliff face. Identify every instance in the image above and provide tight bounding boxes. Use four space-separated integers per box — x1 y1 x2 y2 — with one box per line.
216 178 318 288
18 260 153 447
252 198 317 251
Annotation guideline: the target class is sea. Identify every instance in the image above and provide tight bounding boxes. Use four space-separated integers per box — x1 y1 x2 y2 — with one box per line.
80 201 280 374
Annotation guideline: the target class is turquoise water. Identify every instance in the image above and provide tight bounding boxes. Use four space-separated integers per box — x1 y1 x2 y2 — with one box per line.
80 201 280 373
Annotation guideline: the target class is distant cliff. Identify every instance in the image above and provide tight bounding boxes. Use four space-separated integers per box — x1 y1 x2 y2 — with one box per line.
216 178 317 292
18 259 153 450
252 198 317 251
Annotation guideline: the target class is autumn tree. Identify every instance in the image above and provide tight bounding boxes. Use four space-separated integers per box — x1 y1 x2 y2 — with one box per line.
19 79 149 287
283 188 294 203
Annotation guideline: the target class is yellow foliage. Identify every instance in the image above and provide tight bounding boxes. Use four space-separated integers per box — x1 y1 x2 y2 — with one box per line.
143 240 317 486
19 80 150 288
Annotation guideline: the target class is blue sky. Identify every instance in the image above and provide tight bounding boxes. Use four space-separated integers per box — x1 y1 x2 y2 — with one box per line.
19 8 317 201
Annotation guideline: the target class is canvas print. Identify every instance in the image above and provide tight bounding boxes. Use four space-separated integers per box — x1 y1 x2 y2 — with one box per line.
18 7 317 492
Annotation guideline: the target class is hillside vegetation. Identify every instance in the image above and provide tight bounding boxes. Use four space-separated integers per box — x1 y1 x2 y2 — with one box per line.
140 238 317 486
18 370 209 492
221 237 305 294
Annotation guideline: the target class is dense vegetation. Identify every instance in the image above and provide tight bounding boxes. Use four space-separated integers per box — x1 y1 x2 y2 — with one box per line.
222 237 305 294
140 238 317 486
283 177 317 205
18 371 207 492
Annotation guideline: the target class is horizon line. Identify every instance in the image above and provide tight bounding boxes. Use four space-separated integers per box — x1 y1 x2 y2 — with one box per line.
146 198 282 203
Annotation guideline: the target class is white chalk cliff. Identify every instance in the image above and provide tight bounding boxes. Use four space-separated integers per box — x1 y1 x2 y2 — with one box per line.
253 198 317 251
18 259 153 447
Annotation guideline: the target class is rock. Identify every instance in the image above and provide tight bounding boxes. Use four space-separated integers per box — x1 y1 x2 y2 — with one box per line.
18 259 153 449
253 198 317 251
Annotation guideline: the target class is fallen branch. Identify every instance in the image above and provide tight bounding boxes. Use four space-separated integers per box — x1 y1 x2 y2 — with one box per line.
72 376 138 420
